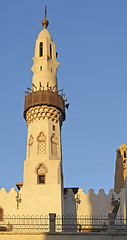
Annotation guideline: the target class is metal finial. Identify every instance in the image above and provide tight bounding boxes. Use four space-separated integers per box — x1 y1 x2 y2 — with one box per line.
45 5 47 19
42 5 49 29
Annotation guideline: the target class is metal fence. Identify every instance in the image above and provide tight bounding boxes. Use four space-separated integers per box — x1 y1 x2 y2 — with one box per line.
115 216 127 231
56 215 109 232
0 215 49 232
0 215 127 232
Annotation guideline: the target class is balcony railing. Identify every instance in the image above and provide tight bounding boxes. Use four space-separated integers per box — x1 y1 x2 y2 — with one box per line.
24 88 65 121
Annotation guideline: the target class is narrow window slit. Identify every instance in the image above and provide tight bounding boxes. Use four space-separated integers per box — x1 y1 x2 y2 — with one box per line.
40 42 43 57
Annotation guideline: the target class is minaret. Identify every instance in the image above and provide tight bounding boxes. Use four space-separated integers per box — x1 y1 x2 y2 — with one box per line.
114 144 127 194
19 7 66 216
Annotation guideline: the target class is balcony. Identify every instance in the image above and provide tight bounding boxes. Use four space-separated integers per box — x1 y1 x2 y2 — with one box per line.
24 89 65 121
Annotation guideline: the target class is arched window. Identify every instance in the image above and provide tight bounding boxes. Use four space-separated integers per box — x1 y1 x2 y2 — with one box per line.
51 134 58 156
50 44 52 58
37 132 46 154
124 151 126 158
35 163 48 184
28 135 34 157
40 42 43 57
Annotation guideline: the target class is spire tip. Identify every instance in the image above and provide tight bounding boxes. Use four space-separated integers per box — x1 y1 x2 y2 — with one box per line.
42 5 49 29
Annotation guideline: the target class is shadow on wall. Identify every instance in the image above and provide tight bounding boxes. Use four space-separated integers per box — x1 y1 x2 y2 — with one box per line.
77 188 119 217
64 188 78 218
64 187 120 218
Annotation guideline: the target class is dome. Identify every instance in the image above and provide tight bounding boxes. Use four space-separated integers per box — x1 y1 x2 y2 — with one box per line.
119 144 127 150
38 29 52 41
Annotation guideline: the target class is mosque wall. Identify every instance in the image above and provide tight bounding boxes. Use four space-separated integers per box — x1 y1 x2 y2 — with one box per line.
0 185 126 218
0 188 18 216
64 187 126 218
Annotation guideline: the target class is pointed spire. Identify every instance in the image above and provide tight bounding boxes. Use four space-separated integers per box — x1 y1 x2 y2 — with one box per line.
42 5 49 29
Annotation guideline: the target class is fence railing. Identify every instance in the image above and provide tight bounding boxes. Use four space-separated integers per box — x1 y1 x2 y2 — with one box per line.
0 215 49 232
115 216 127 231
0 214 127 232
56 215 109 232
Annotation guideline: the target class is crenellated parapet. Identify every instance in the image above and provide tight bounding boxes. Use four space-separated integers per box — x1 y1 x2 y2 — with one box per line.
0 187 17 195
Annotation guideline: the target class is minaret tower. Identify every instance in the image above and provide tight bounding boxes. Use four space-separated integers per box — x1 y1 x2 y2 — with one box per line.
20 7 66 216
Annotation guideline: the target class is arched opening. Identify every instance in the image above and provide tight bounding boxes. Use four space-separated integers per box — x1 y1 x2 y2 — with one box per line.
50 44 52 58
40 42 43 57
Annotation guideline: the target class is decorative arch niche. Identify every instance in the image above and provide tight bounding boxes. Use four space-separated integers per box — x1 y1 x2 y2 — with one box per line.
51 133 58 156
28 135 34 157
37 132 46 154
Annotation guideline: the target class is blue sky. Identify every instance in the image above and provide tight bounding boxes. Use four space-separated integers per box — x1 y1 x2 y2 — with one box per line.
0 0 127 193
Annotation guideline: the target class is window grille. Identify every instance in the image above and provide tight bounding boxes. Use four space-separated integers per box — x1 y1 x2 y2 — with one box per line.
35 163 48 185
38 174 45 184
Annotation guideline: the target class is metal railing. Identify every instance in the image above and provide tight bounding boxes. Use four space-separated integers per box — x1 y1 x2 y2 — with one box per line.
56 215 109 232
0 215 127 232
0 215 49 232
115 216 127 231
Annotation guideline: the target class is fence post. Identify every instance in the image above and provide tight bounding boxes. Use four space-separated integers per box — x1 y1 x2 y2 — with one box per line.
108 213 115 232
49 213 56 232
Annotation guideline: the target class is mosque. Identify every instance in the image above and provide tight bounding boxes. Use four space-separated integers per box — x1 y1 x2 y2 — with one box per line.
0 6 127 234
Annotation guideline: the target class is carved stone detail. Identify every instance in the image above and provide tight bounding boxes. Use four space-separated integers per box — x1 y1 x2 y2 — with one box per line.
26 106 61 125
28 135 34 145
